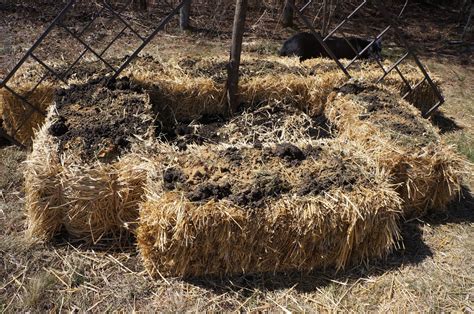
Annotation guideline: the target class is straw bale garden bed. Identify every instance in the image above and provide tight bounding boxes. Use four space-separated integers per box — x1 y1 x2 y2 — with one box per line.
5 55 465 278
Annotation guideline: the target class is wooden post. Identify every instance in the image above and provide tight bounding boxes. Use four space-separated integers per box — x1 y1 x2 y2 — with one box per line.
180 0 192 30
226 0 248 115
282 0 295 27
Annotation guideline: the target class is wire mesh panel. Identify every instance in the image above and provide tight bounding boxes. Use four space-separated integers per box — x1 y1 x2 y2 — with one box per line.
290 0 444 118
0 0 187 147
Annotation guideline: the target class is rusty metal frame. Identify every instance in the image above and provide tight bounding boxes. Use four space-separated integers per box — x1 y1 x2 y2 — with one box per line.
291 0 444 118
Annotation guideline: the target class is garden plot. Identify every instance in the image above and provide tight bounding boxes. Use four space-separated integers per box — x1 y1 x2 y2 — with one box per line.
21 56 466 277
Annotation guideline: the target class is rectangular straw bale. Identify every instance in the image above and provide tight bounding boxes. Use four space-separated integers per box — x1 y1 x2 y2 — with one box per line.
137 140 402 278
390 146 467 218
24 109 153 243
59 154 150 243
240 72 345 116
138 183 401 278
325 83 466 218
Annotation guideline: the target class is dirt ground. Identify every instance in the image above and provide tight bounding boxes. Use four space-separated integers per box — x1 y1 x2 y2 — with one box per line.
1 2 473 312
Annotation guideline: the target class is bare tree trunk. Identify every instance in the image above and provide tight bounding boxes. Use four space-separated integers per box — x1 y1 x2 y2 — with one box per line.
180 0 192 30
282 0 295 27
226 0 248 116
321 0 329 36
461 3 473 41
134 0 147 11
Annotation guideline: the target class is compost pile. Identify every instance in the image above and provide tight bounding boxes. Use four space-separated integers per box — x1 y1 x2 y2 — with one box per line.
22 56 466 277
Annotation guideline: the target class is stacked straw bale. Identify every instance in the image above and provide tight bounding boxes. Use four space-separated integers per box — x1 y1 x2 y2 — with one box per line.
125 56 440 119
325 82 466 218
25 105 153 243
137 140 402 277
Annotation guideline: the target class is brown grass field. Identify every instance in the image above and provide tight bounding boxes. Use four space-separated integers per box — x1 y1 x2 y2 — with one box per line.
1 2 473 312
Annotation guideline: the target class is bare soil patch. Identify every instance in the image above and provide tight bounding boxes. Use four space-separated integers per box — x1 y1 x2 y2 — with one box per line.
160 142 367 209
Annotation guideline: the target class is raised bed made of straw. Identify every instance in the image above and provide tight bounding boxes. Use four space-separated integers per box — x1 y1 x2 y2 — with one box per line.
325 81 467 218
23 56 465 278
137 139 402 277
25 78 154 242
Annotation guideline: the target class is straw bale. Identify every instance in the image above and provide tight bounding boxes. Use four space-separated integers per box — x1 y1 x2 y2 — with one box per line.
325 82 466 218
125 56 440 122
137 140 402 277
25 148 151 242
0 82 55 145
25 113 64 240
56 154 149 242
24 95 155 243
240 71 345 116
390 145 467 217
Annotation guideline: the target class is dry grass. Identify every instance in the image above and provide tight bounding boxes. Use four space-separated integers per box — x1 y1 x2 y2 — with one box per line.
1 205 472 312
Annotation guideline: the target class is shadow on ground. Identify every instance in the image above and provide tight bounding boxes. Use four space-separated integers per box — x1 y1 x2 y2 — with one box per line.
430 112 463 134
185 187 473 295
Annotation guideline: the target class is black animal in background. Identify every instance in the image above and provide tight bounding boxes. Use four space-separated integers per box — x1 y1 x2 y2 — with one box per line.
279 32 382 62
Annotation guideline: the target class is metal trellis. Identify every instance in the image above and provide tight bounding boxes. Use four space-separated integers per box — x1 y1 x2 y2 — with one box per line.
0 0 187 147
290 0 444 118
